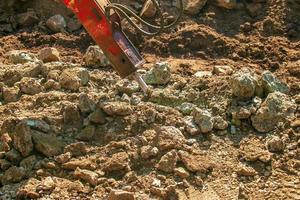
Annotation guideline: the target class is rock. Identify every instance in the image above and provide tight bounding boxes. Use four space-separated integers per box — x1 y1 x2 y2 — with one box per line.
2 166 26 184
38 47 60 63
192 108 213 133
184 116 200 135
76 125 95 141
67 18 82 31
262 71 289 94
55 152 72 164
174 167 190 178
78 93 94 114
231 107 251 120
149 88 185 107
213 116 228 130
157 150 178 173
20 155 37 171
231 69 258 100
212 0 239 9
5 149 22 165
2 86 20 103
32 132 63 157
0 159 11 170
251 92 296 132
116 79 140 95
13 122 33 157
16 178 40 199
156 126 186 150
178 102 196 115
7 50 37 64
59 68 89 91
37 177 55 191
74 167 99 186
140 0 157 18
140 146 159 159
24 119 51 133
83 45 110 67
46 14 66 33
88 108 106 124
64 142 88 156
63 104 81 126
102 102 133 116
178 151 214 173
62 158 97 170
18 77 43 95
103 152 129 172
266 136 285 152
108 190 135 200
143 62 171 85
213 65 233 75
178 0 207 15
16 11 39 27
194 71 212 78
236 163 257 176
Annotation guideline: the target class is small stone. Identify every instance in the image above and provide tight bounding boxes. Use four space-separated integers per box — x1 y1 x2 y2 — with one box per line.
103 152 129 172
184 116 200 135
108 190 135 200
2 86 20 103
266 136 285 152
102 102 133 116
76 125 96 141
251 92 296 132
46 14 66 33
232 107 251 120
83 45 110 67
156 126 186 150
140 0 157 18
213 116 228 130
88 108 106 124
262 71 289 94
143 62 171 85
178 151 214 173
59 68 89 91
192 108 213 133
116 79 140 95
236 163 257 176
0 159 11 170
16 178 40 199
156 150 178 173
78 93 94 114
231 68 258 100
74 167 99 186
178 0 208 15
63 104 81 126
195 176 203 187
18 77 43 95
37 177 55 191
194 71 212 78
2 166 26 184
177 102 196 115
55 152 72 164
140 146 158 159
5 149 22 165
16 11 39 27
32 132 64 157
7 50 37 64
13 122 33 157
212 0 239 9
174 167 190 178
213 65 233 75
38 47 60 63
64 142 88 157
20 155 37 171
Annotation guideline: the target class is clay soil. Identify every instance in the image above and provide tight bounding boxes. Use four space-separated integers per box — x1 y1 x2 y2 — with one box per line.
0 0 299 199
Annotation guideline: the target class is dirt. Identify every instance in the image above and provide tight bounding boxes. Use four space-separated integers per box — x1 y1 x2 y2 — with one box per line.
0 0 299 199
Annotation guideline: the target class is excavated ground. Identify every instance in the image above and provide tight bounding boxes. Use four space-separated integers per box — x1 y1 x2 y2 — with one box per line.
0 0 299 199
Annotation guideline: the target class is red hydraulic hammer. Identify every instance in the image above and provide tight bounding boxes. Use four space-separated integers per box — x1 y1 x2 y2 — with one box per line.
61 0 183 93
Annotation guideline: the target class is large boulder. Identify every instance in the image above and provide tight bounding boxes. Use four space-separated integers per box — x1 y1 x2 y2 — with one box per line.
251 92 296 132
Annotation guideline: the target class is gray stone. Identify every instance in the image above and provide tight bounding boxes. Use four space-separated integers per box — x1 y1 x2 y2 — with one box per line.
32 132 64 157
262 71 289 94
16 11 39 27
7 50 37 64
143 62 171 85
177 102 196 115
78 93 94 114
20 155 37 171
213 116 228 130
2 86 20 103
251 92 296 132
88 108 106 124
2 166 26 184
83 45 110 67
231 68 258 100
46 14 66 33
116 79 140 95
192 108 213 133
5 149 22 165
76 125 95 141
156 126 186 150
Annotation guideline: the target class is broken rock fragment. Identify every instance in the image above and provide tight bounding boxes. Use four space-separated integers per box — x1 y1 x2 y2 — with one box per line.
108 190 135 200
7 50 37 64
32 132 63 157
18 77 43 95
178 151 215 173
46 14 66 33
262 71 289 94
251 92 296 133
178 0 208 15
13 122 33 157
74 167 99 186
192 107 213 133
38 47 60 63
156 150 178 173
156 126 186 150
143 62 171 85
83 45 110 67
103 152 129 172
2 166 26 185
102 102 133 116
